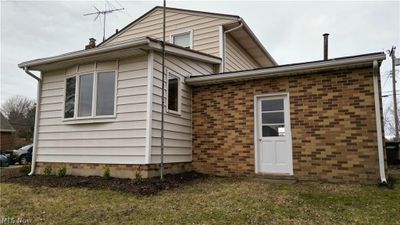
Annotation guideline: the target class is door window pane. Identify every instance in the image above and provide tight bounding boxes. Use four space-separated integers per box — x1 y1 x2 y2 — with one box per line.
262 99 283 111
172 32 191 48
96 72 115 116
78 74 93 117
168 75 179 112
262 125 285 137
64 77 76 118
262 112 284 124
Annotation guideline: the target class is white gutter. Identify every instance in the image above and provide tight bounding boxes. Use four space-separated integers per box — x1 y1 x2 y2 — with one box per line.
186 53 386 86
373 60 387 184
19 38 221 70
18 39 149 69
23 67 42 176
222 20 243 72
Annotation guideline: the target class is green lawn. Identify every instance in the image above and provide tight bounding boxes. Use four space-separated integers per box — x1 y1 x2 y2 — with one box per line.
1 175 399 225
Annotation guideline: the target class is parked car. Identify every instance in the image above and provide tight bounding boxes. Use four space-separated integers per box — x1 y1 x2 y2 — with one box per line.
11 144 33 165
0 153 11 167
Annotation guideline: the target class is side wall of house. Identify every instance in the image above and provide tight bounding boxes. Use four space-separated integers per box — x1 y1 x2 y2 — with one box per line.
150 52 214 164
192 67 381 183
224 34 260 72
106 10 234 57
37 56 149 165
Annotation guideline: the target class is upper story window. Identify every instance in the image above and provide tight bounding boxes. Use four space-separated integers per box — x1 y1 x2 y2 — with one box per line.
64 71 116 120
167 73 180 113
171 31 192 49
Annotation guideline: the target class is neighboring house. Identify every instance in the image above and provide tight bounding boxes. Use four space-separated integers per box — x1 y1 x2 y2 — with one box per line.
18 6 387 183
0 113 16 150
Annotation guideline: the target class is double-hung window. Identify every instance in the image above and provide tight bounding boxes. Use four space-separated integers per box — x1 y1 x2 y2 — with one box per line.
64 71 116 120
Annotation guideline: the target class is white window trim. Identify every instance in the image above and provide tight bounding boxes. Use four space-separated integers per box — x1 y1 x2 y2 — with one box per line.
166 71 182 116
62 63 117 123
170 30 193 49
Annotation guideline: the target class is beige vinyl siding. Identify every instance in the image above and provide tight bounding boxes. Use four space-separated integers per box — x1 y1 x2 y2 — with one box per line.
37 56 149 164
225 34 259 72
106 10 234 57
150 53 214 163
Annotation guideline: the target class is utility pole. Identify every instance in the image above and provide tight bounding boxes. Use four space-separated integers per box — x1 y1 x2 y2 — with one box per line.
389 46 399 141
160 0 166 180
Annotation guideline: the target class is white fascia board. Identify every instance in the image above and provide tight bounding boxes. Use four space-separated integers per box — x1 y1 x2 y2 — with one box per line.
18 38 150 69
186 53 386 86
19 37 220 71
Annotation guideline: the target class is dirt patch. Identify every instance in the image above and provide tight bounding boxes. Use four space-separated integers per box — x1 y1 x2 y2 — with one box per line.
0 167 206 196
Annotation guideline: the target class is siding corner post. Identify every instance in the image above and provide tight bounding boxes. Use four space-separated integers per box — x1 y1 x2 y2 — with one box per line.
144 50 154 164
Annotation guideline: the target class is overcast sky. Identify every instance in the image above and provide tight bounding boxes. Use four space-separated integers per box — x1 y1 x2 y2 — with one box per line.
1 1 399 112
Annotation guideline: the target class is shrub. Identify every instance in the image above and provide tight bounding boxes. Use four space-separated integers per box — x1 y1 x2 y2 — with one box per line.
43 165 52 176
19 165 31 174
135 170 143 182
103 167 111 179
57 167 67 177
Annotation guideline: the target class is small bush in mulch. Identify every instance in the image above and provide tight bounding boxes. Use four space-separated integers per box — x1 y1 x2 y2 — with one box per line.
0 167 206 196
19 165 31 174
103 167 111 179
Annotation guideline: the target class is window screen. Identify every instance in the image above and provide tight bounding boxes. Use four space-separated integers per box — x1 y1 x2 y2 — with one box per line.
78 74 94 117
64 77 76 118
96 72 115 116
172 32 191 48
168 75 179 112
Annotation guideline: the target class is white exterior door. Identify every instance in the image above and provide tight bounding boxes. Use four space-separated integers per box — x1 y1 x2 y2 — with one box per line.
256 94 293 175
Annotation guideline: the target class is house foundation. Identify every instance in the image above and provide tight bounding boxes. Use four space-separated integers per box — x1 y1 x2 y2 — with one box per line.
35 162 192 179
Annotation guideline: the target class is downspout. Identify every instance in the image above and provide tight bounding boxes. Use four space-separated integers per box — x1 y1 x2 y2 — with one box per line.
373 60 387 184
23 67 42 176
222 19 243 72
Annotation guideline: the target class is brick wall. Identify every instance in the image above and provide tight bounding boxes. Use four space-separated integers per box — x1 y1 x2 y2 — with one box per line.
192 67 381 183
0 132 14 150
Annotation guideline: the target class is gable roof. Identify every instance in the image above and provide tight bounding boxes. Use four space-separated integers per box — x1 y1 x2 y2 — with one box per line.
186 52 386 86
0 113 15 133
98 6 277 66
98 6 240 47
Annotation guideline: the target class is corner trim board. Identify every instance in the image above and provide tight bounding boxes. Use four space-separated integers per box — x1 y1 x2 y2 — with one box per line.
145 51 154 163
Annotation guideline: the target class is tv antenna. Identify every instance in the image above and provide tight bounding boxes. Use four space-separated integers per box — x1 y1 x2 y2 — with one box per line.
84 4 124 41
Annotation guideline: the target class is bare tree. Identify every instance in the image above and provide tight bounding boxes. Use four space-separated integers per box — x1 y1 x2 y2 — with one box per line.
1 95 36 141
384 105 400 141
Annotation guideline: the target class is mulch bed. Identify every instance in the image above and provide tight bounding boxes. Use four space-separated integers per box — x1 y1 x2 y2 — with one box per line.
0 167 206 196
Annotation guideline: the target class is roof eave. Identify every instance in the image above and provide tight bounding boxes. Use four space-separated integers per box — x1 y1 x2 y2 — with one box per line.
18 38 150 69
0 129 16 133
186 52 386 86
19 38 221 71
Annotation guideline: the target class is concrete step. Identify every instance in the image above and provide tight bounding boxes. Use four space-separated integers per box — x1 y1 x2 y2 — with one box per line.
252 173 297 183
